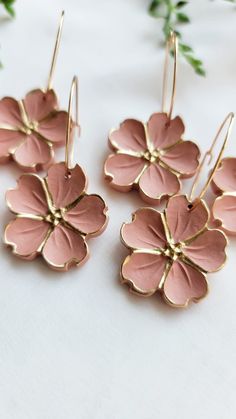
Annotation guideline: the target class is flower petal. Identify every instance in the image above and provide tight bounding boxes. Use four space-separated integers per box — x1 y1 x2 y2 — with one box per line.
104 153 145 191
0 97 23 127
5 218 50 259
121 252 167 295
109 119 147 153
37 111 68 146
64 194 107 235
139 163 180 202
212 158 236 193
121 207 166 250
147 112 184 150
165 195 209 243
184 229 227 272
46 162 87 209
213 195 236 234
0 129 25 162
42 224 88 270
163 260 208 307
13 133 53 170
6 174 48 216
161 141 200 176
23 89 57 122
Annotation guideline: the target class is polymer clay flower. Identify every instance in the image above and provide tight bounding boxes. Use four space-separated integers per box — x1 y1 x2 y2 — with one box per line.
0 89 68 171
104 113 200 203
121 195 227 307
5 162 108 271
211 158 236 234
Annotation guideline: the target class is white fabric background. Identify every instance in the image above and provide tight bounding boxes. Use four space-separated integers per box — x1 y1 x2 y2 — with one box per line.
0 1 236 418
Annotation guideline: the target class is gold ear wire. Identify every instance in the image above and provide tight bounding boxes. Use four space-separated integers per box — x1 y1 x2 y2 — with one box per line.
189 112 235 203
161 31 178 120
47 10 65 91
65 76 79 171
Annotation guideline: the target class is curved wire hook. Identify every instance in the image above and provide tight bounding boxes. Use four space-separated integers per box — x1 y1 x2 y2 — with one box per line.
189 112 235 203
47 10 65 91
161 31 178 120
65 76 79 171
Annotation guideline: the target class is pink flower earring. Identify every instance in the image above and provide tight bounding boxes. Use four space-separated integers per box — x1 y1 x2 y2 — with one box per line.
4 76 108 271
104 32 200 204
211 156 236 235
0 11 68 171
120 113 234 308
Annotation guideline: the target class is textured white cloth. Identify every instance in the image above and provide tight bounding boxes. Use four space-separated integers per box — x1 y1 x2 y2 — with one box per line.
0 1 236 418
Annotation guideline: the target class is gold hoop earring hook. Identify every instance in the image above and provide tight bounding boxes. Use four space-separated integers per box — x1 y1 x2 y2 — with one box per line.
65 76 79 171
161 31 178 120
189 112 235 203
47 10 65 91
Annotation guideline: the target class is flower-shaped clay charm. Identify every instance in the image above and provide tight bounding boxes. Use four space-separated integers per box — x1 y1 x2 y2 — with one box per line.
5 162 108 270
211 157 236 234
121 195 227 307
0 89 68 171
104 114 200 204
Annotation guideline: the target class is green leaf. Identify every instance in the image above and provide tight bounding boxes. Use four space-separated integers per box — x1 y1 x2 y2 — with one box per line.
4 3 15 16
149 0 162 16
176 1 188 8
174 30 182 38
195 67 206 76
187 56 203 67
176 12 190 23
179 43 193 53
0 0 16 17
184 54 206 76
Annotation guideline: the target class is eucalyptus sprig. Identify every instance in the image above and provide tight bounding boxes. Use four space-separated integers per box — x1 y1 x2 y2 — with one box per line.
0 0 15 67
148 0 236 76
149 0 206 75
0 0 15 17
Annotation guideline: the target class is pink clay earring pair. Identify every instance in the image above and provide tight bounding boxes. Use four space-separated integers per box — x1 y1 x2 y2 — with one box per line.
1 12 108 271
103 31 235 308
119 113 235 308
4 77 108 271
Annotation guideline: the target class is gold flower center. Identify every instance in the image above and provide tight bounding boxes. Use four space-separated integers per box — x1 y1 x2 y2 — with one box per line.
22 120 39 135
45 209 63 227
164 241 183 261
143 149 162 163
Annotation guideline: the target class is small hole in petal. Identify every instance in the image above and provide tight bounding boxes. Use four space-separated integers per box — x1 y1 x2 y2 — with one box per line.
213 219 222 229
165 121 171 128
64 170 72 180
188 198 201 211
